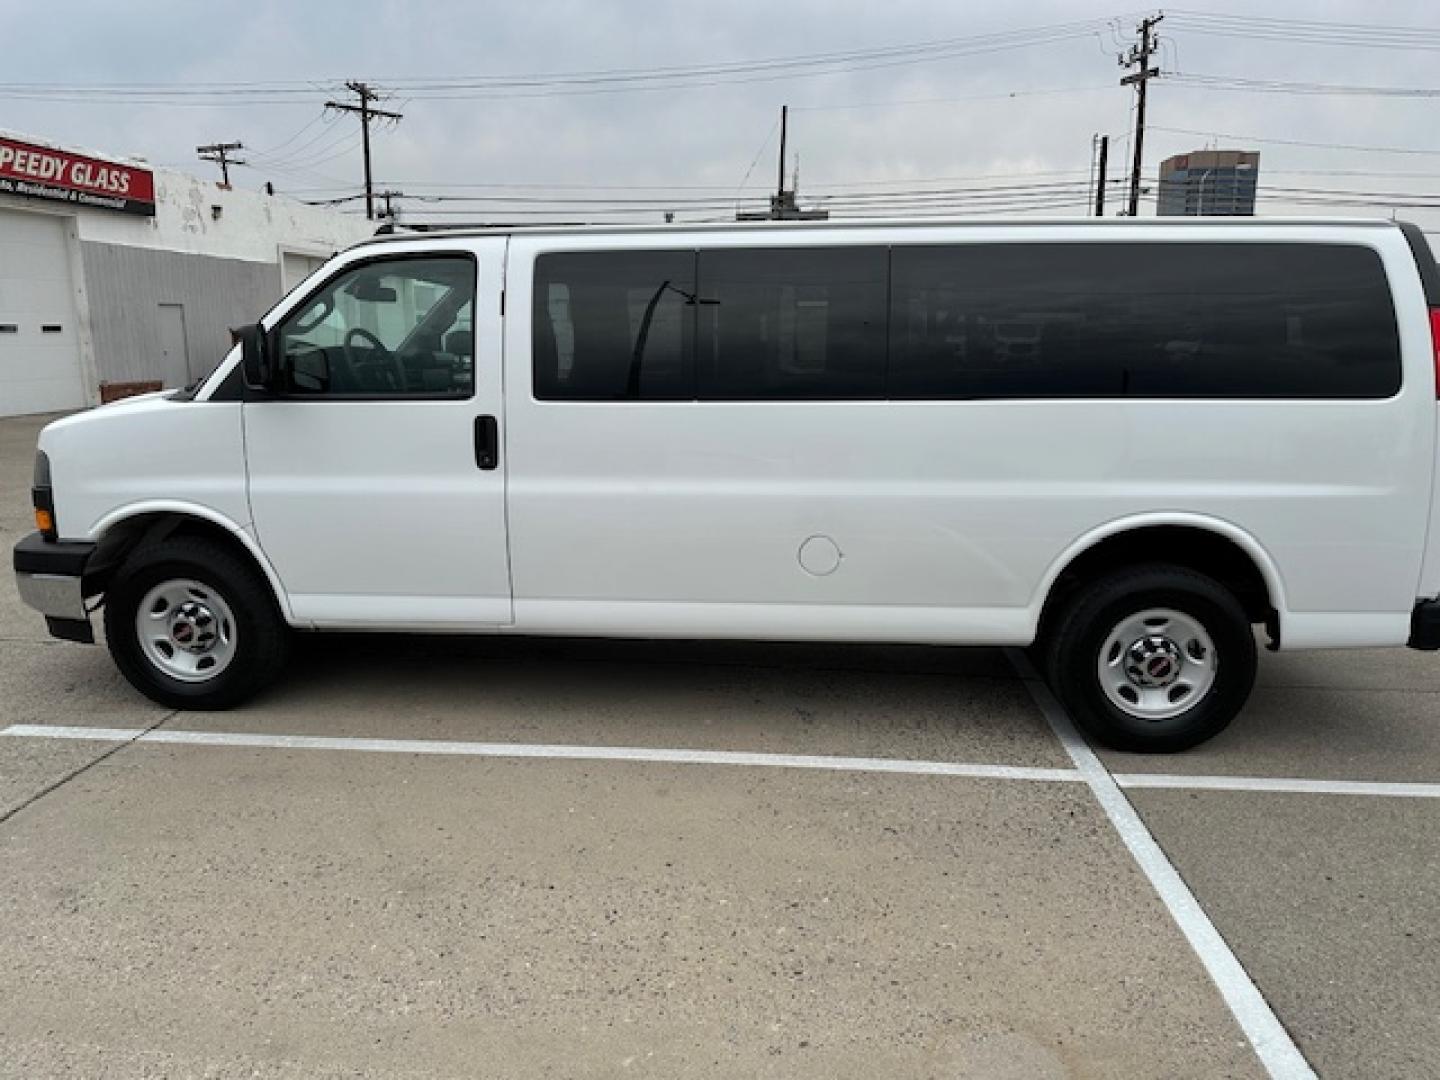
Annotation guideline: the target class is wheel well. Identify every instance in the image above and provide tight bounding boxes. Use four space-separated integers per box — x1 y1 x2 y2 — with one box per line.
1039 526 1277 643
88 513 277 606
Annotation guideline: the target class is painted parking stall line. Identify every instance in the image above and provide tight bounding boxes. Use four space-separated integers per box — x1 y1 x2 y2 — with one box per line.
7 725 1440 802
1004 648 1316 1080
1114 773 1440 799
3 725 148 744
0 724 1084 784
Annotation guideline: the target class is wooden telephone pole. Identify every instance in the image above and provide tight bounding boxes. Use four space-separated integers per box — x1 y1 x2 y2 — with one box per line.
737 105 827 221
1120 14 1162 217
196 141 245 187
324 82 403 220
377 189 403 221
1094 134 1110 217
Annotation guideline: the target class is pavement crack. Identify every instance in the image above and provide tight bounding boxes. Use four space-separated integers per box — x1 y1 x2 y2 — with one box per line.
0 710 176 827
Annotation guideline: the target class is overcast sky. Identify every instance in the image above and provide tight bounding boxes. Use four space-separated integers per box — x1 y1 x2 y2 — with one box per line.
4 0 1440 229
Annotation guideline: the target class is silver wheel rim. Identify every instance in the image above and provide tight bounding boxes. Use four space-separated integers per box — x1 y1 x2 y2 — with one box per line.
134 578 238 683
1097 607 1217 722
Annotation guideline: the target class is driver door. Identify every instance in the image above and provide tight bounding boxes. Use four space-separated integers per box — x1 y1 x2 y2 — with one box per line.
243 241 512 628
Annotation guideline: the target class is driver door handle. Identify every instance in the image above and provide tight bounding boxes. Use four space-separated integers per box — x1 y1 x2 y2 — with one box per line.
474 415 499 471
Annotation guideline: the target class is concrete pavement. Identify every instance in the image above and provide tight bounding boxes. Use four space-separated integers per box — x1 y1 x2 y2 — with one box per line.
3 410 1438 1078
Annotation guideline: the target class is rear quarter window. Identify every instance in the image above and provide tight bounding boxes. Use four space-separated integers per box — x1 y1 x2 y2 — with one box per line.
888 242 1402 400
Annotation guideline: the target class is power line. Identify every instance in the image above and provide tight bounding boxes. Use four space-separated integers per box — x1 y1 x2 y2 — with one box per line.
0 17 1119 104
302 169 1440 220
732 115 781 203
306 173 1440 219
1167 73 1440 98
1151 126 1440 156
387 181 1108 205
325 187 1118 228
0 91 325 107
791 84 1112 111
247 112 329 157
1264 167 1440 180
248 159 356 192
394 198 1098 223
347 178 1104 209
246 114 348 167
362 169 1096 194
385 22 1111 96
244 131 366 193
1166 11 1440 52
274 132 364 172
0 22 1104 91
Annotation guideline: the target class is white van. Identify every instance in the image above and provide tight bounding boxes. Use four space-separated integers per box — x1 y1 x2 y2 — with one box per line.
14 218 1440 751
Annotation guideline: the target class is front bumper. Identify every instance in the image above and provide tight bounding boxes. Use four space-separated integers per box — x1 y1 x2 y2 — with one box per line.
13 531 97 643
1412 599 1440 651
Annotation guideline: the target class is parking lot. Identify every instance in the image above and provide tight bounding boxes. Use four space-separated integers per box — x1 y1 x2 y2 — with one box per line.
2 411 1437 1079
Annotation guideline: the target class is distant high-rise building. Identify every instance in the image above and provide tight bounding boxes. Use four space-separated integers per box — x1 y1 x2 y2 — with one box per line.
1157 150 1260 216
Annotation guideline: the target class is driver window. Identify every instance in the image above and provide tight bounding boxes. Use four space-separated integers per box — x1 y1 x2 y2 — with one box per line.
275 256 476 397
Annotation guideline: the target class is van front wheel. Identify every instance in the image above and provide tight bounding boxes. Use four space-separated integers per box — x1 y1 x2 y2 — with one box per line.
1043 565 1256 753
104 536 289 710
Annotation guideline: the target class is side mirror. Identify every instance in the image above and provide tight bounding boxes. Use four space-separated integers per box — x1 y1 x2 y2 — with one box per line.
238 323 273 390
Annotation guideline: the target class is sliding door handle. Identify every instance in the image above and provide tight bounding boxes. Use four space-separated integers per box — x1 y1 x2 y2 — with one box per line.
474 415 499 471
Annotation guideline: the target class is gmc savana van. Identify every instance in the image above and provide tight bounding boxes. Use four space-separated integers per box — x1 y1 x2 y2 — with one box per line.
14 218 1440 751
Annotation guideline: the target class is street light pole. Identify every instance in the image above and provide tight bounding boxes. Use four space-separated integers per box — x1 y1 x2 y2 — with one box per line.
1196 168 1214 217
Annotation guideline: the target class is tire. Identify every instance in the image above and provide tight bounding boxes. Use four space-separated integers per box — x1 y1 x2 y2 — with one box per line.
103 536 290 709
1043 564 1256 753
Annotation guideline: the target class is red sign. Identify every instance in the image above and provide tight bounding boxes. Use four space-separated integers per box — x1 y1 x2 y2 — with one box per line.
0 136 155 216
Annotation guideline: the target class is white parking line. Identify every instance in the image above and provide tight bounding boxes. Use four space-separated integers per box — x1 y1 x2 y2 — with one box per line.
1115 773 1440 799
0 724 1083 784
5 724 1440 805
1004 648 1316 1080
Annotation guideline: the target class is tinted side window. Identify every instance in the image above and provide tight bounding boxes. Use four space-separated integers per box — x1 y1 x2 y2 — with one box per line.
697 247 887 400
533 251 695 400
889 243 1400 399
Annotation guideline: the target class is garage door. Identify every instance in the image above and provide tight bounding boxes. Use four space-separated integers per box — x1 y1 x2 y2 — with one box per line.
0 210 86 416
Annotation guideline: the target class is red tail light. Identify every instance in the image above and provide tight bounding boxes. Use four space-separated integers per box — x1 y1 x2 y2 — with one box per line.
1432 308 1440 400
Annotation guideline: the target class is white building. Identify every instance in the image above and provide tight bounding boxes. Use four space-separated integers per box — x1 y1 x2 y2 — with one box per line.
0 130 374 417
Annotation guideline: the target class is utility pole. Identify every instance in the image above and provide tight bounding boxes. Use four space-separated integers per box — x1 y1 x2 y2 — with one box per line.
376 189 402 221
1094 134 1109 217
324 81 403 220
1120 13 1162 217
196 141 245 187
777 104 788 202
737 104 826 221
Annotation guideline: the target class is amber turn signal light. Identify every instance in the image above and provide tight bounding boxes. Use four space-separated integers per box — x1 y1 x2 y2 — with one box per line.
35 507 54 536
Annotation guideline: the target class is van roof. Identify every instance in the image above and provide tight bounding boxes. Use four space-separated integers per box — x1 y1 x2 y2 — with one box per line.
352 215 1407 250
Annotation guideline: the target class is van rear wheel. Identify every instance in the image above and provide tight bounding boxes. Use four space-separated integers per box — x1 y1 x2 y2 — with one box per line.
104 536 289 710
1043 564 1256 753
